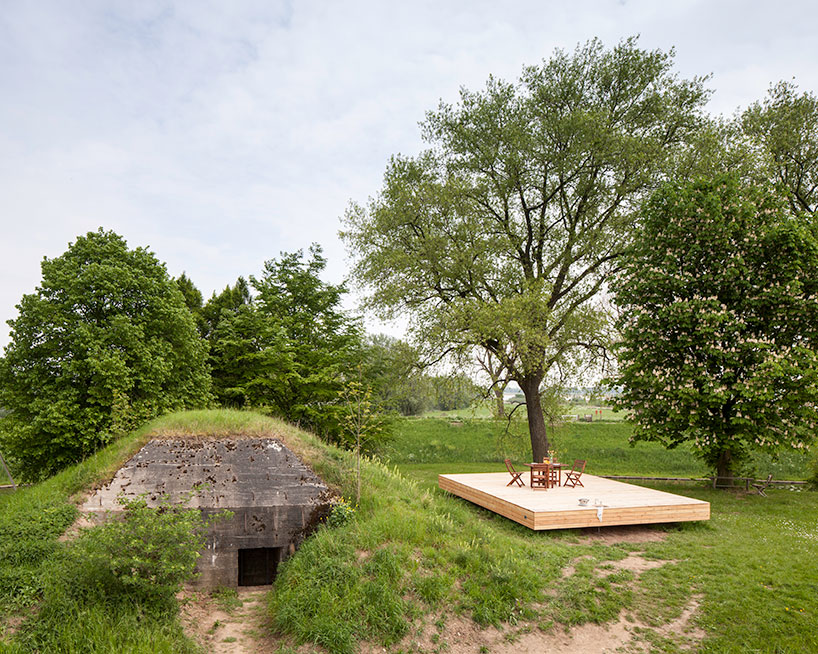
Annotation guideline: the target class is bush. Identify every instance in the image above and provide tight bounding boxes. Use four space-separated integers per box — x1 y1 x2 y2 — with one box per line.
64 494 216 609
326 498 356 529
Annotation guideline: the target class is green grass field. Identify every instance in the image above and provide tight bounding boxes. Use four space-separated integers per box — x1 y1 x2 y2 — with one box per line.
387 418 810 489
2 410 817 653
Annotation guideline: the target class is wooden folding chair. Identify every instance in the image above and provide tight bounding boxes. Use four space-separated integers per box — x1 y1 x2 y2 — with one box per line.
563 459 586 488
752 474 773 497
504 459 525 487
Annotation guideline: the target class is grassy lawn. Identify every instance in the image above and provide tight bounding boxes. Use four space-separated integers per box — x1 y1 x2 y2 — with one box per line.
387 418 810 486
374 416 818 652
2 410 816 653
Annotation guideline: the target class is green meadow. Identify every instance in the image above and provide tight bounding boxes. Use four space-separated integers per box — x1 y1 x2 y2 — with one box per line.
388 417 810 489
1 411 816 653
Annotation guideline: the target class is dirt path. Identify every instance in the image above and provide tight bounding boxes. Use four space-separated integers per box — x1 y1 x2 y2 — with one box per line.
180 586 281 654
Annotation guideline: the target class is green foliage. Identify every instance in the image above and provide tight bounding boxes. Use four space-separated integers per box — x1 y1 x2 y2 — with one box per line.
340 374 389 453
0 229 211 479
611 175 818 478
7 601 198 654
356 334 430 416
743 80 818 214
343 36 710 461
208 302 292 407
68 495 213 608
0 495 76 612
206 246 362 443
325 498 356 529
201 276 252 339
251 245 361 435
174 272 206 335
355 335 482 416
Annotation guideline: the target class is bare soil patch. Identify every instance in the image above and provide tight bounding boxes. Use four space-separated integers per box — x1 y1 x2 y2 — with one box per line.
179 586 283 654
607 553 672 576
367 552 702 654
577 524 669 545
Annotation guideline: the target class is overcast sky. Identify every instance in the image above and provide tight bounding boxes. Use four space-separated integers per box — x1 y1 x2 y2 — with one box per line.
2 0 817 348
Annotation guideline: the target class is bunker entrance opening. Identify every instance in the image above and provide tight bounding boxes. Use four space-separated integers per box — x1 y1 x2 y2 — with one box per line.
238 547 282 586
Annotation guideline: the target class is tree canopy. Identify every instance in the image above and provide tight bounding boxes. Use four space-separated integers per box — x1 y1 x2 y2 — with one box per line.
342 37 710 460
0 229 211 479
610 175 818 480
205 246 363 441
743 81 818 215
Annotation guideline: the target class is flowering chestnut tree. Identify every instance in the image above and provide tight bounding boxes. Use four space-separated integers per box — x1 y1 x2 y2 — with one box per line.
611 176 818 481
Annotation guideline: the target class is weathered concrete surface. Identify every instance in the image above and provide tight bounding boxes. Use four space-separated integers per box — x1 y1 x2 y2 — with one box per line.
82 438 332 588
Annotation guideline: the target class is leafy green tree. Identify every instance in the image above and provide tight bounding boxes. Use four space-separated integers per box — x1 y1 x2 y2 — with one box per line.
174 272 206 335
611 176 818 481
743 81 818 214
201 277 252 341
0 229 211 479
251 246 362 436
357 334 432 416
342 37 709 460
429 374 481 411
208 303 293 407
205 246 362 440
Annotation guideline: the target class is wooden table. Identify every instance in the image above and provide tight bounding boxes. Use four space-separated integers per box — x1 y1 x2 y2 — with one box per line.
523 462 565 490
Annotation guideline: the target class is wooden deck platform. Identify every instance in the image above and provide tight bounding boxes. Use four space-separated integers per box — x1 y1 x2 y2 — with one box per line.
438 472 710 530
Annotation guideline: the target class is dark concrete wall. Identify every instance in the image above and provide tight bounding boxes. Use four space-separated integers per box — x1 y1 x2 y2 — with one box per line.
82 437 332 588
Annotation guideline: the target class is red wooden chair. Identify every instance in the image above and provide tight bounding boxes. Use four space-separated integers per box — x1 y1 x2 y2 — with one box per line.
504 459 525 487
563 459 586 488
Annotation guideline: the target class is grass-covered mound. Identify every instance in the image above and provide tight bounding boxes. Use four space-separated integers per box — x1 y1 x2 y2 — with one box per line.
0 410 319 653
2 410 817 653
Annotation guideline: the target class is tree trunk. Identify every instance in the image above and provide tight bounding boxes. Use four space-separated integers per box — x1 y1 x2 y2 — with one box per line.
715 449 734 487
519 375 549 462
493 387 506 418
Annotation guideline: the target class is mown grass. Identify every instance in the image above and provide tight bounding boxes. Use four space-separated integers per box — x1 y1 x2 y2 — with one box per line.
634 484 818 653
388 418 810 489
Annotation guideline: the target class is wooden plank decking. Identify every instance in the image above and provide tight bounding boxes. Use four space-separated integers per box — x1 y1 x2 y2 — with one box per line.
438 472 710 530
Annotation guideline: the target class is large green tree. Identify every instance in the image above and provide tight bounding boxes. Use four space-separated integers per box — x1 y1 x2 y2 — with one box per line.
0 229 211 479
611 176 818 481
342 38 709 460
206 246 362 441
743 81 818 214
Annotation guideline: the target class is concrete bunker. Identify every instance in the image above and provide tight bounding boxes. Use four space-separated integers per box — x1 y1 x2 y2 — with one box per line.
82 437 332 588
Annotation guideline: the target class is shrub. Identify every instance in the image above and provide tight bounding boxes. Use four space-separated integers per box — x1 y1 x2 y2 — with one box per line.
326 498 356 529
64 494 217 610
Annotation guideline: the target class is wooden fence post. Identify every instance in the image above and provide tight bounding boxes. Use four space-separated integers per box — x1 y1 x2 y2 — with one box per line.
0 450 16 491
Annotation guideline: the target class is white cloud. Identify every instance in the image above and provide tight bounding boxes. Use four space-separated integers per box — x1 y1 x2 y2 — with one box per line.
2 0 818 346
